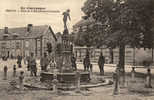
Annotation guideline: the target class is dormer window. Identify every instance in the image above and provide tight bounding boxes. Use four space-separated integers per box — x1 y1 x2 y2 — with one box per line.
3 33 9 38
27 24 33 33
4 27 8 34
12 33 19 38
3 27 9 38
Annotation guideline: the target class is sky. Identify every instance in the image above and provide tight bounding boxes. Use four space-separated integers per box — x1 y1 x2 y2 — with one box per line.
0 0 86 33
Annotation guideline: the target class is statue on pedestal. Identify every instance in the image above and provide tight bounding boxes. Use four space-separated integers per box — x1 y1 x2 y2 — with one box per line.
60 9 73 72
62 9 71 31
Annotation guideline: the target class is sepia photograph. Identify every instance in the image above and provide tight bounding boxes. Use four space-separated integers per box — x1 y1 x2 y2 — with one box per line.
0 0 154 100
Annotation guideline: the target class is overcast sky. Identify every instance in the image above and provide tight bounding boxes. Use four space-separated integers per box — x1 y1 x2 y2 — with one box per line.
0 0 86 33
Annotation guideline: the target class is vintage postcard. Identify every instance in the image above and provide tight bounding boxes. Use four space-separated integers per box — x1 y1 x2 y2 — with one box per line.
0 0 154 100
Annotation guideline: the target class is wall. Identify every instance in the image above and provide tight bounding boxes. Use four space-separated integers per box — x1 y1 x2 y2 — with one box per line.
73 47 153 65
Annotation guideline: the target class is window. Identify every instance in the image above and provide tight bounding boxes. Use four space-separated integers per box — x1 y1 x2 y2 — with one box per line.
16 42 20 49
25 41 29 48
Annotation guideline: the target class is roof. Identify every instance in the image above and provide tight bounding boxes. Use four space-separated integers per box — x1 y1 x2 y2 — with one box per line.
0 25 57 41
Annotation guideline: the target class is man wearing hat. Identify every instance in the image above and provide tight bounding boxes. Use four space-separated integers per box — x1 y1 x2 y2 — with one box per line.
98 52 105 75
29 53 37 76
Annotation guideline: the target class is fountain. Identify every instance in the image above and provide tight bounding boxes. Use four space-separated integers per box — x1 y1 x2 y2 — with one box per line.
23 10 111 91
40 28 90 85
40 10 90 88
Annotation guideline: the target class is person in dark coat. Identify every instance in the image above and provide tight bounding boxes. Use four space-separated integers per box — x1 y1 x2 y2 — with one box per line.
98 52 105 75
71 54 77 70
26 56 30 71
11 54 13 59
29 53 37 77
17 55 22 68
83 54 90 71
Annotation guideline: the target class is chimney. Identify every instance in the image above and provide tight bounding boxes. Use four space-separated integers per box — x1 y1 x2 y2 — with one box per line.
27 24 33 32
4 27 8 34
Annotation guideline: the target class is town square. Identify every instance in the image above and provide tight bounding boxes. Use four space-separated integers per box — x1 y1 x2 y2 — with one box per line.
0 0 154 100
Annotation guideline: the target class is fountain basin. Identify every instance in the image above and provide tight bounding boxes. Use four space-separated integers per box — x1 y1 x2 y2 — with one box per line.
40 71 90 83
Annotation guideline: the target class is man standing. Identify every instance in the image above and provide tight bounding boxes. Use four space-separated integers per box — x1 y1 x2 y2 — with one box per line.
83 54 90 71
26 55 30 71
29 53 37 77
40 52 49 72
17 55 22 68
98 52 105 75
71 54 77 70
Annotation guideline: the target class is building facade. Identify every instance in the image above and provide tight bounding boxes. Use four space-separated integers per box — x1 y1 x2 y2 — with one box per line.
0 24 57 58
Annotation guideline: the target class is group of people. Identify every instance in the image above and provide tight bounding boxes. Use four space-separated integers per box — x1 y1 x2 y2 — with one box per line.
83 52 105 75
26 52 50 77
15 52 78 77
25 53 37 76
14 51 105 76
26 52 105 76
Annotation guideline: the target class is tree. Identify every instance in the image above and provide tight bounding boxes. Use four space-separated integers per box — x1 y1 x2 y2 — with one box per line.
77 0 154 84
74 27 93 47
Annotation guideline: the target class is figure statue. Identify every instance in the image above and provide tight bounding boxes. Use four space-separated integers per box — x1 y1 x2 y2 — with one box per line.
62 9 71 30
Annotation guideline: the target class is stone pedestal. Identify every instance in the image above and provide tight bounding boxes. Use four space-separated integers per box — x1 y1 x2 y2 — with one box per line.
52 70 58 93
113 72 119 95
145 68 152 88
131 67 135 81
60 29 73 73
75 71 81 93
19 71 24 90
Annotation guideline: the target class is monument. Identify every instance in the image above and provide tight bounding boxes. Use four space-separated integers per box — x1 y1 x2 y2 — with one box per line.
40 9 90 89
23 10 113 91
60 9 73 72
63 9 71 30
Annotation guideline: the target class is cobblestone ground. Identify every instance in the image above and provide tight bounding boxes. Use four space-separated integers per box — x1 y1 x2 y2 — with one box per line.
0 59 154 100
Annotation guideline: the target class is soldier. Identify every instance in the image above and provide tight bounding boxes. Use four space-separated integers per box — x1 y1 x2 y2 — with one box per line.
83 54 90 71
29 53 37 77
98 52 105 75
40 52 49 72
